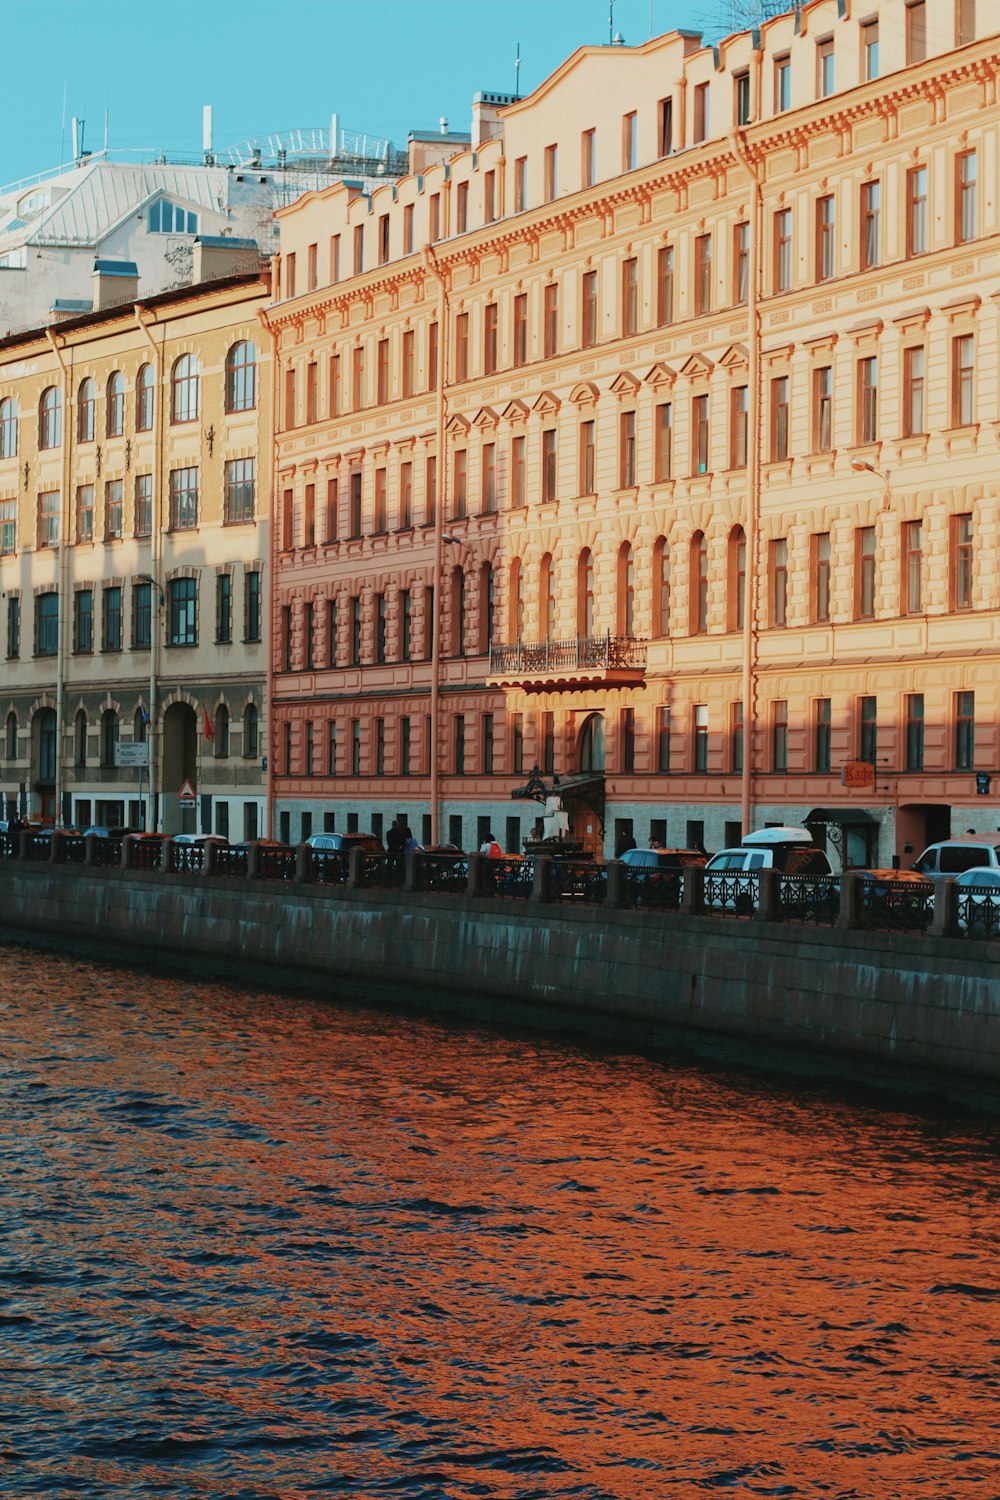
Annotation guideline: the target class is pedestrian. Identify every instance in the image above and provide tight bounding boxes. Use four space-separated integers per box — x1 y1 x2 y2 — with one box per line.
386 817 406 855
615 827 637 858
480 830 502 858
403 825 420 851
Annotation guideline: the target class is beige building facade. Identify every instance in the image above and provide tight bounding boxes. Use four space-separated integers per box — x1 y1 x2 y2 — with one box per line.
269 0 998 866
0 272 271 836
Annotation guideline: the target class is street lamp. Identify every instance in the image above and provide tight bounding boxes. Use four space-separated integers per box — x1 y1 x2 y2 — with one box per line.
850 456 892 510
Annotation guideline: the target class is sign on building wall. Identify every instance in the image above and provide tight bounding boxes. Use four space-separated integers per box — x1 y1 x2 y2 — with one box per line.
841 760 875 790
114 743 149 768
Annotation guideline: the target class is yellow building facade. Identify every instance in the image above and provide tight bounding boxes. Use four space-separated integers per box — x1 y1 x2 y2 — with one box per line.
0 271 271 836
269 0 998 866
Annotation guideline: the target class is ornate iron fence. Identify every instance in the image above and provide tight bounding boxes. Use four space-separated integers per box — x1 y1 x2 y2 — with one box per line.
859 877 933 933
489 633 646 676
61 835 87 866
485 856 534 899
257 846 296 882
551 858 607 904
362 853 405 889
130 839 165 872
417 853 468 894
778 874 840 926
171 844 206 874
623 868 683 911
703 871 759 917
308 850 349 885
93 838 122 868
956 884 1000 939
25 833 52 862
0 832 15 860
215 846 249 879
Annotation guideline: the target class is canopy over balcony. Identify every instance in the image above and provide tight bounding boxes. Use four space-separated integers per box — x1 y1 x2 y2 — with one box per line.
488 633 646 692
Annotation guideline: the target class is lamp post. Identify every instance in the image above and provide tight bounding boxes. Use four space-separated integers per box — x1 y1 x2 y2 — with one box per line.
135 572 165 832
850 456 892 510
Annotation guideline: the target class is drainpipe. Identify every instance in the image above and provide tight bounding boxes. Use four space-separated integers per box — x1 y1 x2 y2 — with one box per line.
44 329 72 828
135 305 164 831
730 124 763 839
258 299 278 839
423 243 450 846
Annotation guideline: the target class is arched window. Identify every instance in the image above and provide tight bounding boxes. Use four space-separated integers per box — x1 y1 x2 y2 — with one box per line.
509 558 524 640
39 386 62 449
617 542 635 637
133 706 147 743
225 341 257 412
451 566 466 657
540 553 556 640
136 363 154 431
243 703 259 759
214 704 230 759
690 531 709 634
577 549 595 638
171 355 199 424
0 397 18 459
106 371 125 437
75 709 88 767
479 561 494 654
5 711 17 762
578 712 605 772
76 378 95 443
101 709 119 768
728 526 746 632
652 537 671 637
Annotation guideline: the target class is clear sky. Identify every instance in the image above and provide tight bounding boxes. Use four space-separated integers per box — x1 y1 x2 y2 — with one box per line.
1 0 703 187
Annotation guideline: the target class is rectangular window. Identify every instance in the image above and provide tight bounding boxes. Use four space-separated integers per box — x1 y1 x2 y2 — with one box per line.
454 713 466 775
376 338 389 403
953 334 974 426
215 573 232 645
399 462 412 529
327 720 337 777
514 157 527 213
543 283 559 358
281 488 294 551
621 257 638 336
655 402 672 482
657 246 674 326
373 468 387 533
581 270 598 347
329 234 341 282
133 581 151 650
326 478 339 542
541 710 555 775
329 353 341 415
326 598 337 666
484 170 496 224
621 707 635 773
953 513 973 609
863 20 879 80
861 181 880 269
735 71 751 126
281 604 293 672
659 96 673 156
730 702 744 773
76 484 94 543
0 499 14 556
730 385 748 469
428 322 439 390
906 0 926 64
816 195 835 281
403 204 414 255
814 531 831 623
306 360 318 423
906 693 925 770
577 420 595 495
692 394 709 475
513 293 528 366
350 596 362 665
694 234 711 315
771 376 789 460
693 83 709 144
224 457 255 524
733 222 749 304
512 711 524 775
37 490 59 548
378 213 390 266
400 589 412 661
512 435 526 507
815 698 831 772
400 330 415 398
657 706 671 772
774 208 792 292
543 144 557 202
775 55 791 112
693 705 709 773
352 346 364 409
621 111 637 171
425 455 437 525
104 479 123 540
244 571 261 642
483 302 498 375
859 696 877 765
957 0 976 45
957 150 977 243
907 167 928 257
167 577 197 647
284 367 296 429
479 442 496 514
857 525 877 618
482 712 495 776
619 410 636 488
904 347 925 436
400 716 411 775
305 483 316 546
7 596 20 658
955 689 975 769
541 429 557 503
285 252 296 299
452 450 467 520
349 471 362 537
904 520 923 613
74 589 93 653
581 127 596 188
858 355 878 444
455 313 469 382
814 365 832 452
771 537 788 626
353 223 364 274
818 37 834 97
429 194 440 243
351 719 361 775
375 593 386 664
772 700 788 772
36 593 59 657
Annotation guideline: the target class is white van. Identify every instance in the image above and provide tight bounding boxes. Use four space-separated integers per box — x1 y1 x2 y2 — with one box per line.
705 827 834 877
911 836 1000 882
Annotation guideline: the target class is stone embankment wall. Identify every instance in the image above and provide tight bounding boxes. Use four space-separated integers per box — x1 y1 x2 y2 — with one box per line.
1 859 998 1109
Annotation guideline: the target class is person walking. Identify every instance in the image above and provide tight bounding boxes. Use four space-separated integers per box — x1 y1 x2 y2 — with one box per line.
386 817 406 855
615 827 637 857
480 830 502 858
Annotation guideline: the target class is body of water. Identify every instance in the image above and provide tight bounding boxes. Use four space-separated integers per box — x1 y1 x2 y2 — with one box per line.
0 944 997 1498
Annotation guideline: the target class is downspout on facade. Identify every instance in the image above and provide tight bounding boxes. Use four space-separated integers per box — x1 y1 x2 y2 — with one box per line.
257 297 278 840
44 328 72 828
422 243 449 845
135 305 164 831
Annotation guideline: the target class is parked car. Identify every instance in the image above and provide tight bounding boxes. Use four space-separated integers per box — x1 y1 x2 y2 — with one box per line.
82 825 142 840
911 837 1000 882
704 828 834 913
619 846 706 908
172 833 229 847
855 867 933 930
304 832 385 854
954 866 1000 936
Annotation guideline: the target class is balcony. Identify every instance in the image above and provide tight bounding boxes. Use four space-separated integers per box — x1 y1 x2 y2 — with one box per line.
488 632 646 692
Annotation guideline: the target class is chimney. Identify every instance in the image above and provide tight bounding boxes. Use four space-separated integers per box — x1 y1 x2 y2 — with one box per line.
192 235 262 284
92 259 139 311
471 91 517 147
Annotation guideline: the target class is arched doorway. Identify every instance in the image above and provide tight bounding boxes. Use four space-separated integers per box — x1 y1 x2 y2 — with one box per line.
32 708 57 824
162 702 197 833
578 713 605 772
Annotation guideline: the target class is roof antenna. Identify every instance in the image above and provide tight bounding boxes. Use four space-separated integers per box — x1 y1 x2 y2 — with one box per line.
609 0 614 43
514 41 521 99
60 81 67 165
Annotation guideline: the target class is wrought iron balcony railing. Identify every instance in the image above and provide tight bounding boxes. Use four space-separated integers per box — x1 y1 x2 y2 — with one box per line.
488 632 646 678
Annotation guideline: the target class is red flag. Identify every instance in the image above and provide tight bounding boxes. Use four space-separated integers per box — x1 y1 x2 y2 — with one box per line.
203 706 214 741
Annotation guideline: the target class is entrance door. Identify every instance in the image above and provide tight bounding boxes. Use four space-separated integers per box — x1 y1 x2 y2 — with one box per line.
897 803 950 862
161 703 197 834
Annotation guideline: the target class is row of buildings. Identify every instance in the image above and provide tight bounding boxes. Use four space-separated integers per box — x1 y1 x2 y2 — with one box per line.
1 0 998 863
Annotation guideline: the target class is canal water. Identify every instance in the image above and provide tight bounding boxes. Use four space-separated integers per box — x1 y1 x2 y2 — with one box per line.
0 945 997 1499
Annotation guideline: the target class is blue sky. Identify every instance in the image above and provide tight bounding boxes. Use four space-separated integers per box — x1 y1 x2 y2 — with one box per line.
1 0 699 186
